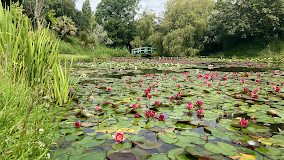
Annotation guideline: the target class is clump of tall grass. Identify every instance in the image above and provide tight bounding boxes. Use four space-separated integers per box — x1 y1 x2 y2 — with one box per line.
0 3 80 159
0 73 57 159
0 3 58 89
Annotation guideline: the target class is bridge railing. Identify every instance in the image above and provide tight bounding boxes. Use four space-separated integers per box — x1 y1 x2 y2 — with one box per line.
131 47 156 56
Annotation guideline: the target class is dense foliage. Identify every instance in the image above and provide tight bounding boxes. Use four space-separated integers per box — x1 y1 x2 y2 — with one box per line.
2 0 284 57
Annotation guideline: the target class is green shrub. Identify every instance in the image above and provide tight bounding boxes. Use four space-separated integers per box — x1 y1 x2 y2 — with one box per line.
151 52 160 57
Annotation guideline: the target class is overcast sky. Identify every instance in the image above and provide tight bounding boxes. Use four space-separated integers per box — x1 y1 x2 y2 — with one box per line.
75 0 168 16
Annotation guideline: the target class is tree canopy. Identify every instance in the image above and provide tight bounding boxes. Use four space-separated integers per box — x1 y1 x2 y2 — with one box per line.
95 0 140 48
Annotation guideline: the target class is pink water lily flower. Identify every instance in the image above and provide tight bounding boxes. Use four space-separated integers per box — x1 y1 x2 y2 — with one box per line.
177 84 181 88
148 95 152 99
112 130 127 143
133 104 137 109
137 97 141 101
173 78 176 81
177 94 181 98
208 65 214 69
197 109 203 115
241 79 245 83
196 101 203 107
236 94 241 99
240 118 248 127
158 114 165 121
275 70 280 74
134 113 140 118
95 106 102 111
187 103 193 111
107 101 111 104
170 96 174 100
108 88 112 91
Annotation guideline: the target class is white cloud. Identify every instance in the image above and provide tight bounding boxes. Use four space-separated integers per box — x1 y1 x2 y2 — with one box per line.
75 0 167 15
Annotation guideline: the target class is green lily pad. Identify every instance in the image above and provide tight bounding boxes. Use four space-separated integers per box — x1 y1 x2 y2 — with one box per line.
167 148 185 160
135 139 162 149
184 146 224 159
73 139 105 147
112 142 132 150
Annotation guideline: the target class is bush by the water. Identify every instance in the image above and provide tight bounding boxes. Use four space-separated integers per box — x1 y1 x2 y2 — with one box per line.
58 35 132 61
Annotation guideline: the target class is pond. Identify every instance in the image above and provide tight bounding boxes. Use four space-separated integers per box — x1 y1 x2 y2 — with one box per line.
51 58 284 160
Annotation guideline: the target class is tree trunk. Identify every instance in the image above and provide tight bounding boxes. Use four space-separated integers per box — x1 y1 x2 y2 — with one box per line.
64 34 67 42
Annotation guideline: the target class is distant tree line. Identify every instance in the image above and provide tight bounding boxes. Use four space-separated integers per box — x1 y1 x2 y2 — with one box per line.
2 0 284 56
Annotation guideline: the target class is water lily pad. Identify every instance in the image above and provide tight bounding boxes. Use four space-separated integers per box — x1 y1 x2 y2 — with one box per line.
184 146 224 159
65 135 80 141
79 152 105 160
135 139 162 149
142 153 170 160
228 153 255 160
112 142 132 150
167 148 185 160
158 133 178 144
107 150 136 160
126 148 149 160
211 129 231 141
73 139 105 147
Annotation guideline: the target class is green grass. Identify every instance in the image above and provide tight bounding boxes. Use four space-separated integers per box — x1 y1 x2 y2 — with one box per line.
0 74 57 159
58 35 132 61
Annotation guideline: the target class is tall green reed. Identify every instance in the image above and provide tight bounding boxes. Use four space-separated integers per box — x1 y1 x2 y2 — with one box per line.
0 3 58 90
0 3 80 159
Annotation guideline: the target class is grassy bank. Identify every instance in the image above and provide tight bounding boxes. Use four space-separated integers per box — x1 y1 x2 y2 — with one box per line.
0 74 56 159
0 3 80 159
58 35 132 62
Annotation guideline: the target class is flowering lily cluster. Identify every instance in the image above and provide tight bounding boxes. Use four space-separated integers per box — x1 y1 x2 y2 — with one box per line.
145 111 156 119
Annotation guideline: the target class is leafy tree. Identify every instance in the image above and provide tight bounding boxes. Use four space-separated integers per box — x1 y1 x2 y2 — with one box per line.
209 0 284 43
1 0 22 8
95 0 140 48
130 10 157 48
52 16 77 41
48 0 76 20
150 0 215 56
81 0 94 32
22 0 49 29
91 24 113 45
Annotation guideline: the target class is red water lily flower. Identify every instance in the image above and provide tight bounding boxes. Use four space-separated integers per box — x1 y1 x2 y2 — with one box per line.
158 114 165 121
137 97 141 101
196 101 203 107
75 121 81 128
154 101 159 106
148 95 152 99
145 111 156 118
170 96 174 100
241 79 245 83
134 113 140 118
108 88 111 91
177 84 181 88
112 130 126 143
